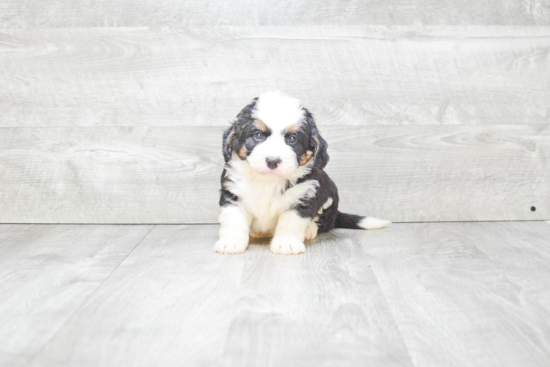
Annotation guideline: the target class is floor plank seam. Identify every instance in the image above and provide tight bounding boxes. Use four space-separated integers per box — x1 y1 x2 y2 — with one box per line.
466 227 550 313
0 223 35 243
26 224 157 364
2 220 549 225
359 238 417 367
0 219 550 226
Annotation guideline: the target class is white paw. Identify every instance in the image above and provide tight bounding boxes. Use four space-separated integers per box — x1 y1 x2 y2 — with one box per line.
214 237 249 254
270 235 306 255
305 221 318 240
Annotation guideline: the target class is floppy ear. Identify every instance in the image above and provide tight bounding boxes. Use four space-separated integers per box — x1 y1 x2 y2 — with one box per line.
304 109 329 170
222 97 259 162
222 122 237 162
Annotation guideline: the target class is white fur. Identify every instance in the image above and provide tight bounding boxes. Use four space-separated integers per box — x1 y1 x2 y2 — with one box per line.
216 91 390 255
305 221 318 240
224 152 317 237
246 91 306 179
253 91 305 132
247 132 299 178
214 205 252 254
271 210 311 255
359 217 391 230
318 198 333 214
219 91 319 252
307 198 334 238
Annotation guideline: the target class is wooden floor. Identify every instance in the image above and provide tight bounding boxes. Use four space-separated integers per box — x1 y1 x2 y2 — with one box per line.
2 222 550 367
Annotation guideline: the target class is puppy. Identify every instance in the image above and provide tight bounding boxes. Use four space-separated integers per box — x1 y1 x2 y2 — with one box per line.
215 91 390 255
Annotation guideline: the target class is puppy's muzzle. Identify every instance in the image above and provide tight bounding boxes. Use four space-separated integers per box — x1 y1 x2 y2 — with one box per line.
266 157 281 170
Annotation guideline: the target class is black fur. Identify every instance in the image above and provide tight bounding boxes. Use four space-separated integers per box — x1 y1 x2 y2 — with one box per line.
291 169 366 232
334 212 364 230
220 95 373 233
222 98 259 162
219 169 237 207
223 99 315 167
304 108 329 170
292 168 339 233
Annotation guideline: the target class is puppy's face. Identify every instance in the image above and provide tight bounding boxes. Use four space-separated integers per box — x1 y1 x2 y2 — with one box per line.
223 91 328 179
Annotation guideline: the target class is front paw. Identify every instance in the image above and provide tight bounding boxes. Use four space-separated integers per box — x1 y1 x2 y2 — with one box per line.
214 237 249 254
270 235 306 255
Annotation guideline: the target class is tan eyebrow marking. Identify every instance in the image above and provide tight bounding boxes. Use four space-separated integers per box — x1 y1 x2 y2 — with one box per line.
254 120 267 132
284 123 301 134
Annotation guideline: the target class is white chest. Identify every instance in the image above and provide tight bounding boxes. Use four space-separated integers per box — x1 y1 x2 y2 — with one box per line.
224 158 318 235
238 179 290 234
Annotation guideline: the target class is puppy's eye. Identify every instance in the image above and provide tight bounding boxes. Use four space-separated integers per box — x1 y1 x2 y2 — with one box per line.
253 131 263 141
286 135 297 144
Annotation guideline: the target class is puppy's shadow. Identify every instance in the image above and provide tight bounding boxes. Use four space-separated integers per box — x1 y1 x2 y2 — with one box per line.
248 233 327 250
248 236 271 248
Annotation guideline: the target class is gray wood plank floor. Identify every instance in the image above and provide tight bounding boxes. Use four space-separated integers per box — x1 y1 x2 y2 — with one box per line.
1 222 549 366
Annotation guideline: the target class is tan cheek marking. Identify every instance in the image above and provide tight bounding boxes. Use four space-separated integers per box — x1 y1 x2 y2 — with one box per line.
238 145 248 160
222 180 231 190
299 150 314 166
254 120 267 132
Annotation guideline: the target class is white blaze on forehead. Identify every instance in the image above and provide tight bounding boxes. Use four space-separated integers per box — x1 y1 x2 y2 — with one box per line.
252 91 305 132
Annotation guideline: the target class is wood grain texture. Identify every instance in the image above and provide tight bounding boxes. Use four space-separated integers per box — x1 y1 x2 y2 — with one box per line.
1 26 549 127
3 223 550 366
461 221 550 310
361 222 550 367
0 126 222 224
1 125 548 223
27 225 413 367
1 0 549 28
29 225 248 367
0 224 154 367
219 234 412 367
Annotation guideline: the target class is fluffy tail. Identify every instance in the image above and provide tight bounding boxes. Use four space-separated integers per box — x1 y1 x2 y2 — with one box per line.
334 211 391 230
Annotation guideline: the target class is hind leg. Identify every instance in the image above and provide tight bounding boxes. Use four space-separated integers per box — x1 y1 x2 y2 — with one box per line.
304 220 318 240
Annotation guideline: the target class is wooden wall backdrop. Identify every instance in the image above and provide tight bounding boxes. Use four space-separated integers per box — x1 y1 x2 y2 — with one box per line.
2 27 550 127
1 125 548 223
0 3 549 223
1 0 549 27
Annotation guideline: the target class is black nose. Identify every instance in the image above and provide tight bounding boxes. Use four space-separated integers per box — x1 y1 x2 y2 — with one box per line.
266 157 281 169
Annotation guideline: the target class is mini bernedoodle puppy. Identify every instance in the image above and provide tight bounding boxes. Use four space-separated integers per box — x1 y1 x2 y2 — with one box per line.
215 91 390 255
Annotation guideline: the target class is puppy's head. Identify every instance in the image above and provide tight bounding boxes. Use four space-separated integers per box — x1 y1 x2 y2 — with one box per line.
223 91 328 178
